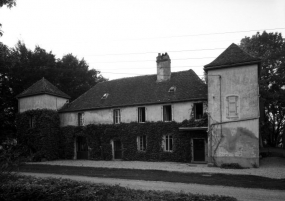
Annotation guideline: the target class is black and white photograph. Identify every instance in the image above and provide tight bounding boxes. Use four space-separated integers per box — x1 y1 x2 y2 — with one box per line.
0 0 285 200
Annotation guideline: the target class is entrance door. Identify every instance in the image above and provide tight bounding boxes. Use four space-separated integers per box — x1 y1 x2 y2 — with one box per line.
77 136 88 159
114 140 122 159
193 139 205 162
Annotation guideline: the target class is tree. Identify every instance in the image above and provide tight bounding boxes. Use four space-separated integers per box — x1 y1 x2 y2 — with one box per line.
0 41 106 140
0 0 16 36
240 31 285 147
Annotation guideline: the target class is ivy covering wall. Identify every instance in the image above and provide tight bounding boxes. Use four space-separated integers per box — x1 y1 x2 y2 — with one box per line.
16 109 60 161
17 109 207 162
60 116 208 162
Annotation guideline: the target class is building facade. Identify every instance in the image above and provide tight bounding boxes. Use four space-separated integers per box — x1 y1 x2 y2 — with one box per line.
17 44 261 167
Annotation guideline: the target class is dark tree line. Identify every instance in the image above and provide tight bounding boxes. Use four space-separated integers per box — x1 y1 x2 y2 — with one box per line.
240 31 285 147
0 41 106 141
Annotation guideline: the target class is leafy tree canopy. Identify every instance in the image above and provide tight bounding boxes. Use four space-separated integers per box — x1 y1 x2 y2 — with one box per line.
0 0 16 36
240 31 285 147
0 41 106 140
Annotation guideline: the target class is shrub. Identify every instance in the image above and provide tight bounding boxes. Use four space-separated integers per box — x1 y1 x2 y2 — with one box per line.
0 175 237 201
220 163 245 169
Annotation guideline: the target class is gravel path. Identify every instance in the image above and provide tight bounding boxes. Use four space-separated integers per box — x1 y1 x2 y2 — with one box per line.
20 172 285 201
29 157 285 179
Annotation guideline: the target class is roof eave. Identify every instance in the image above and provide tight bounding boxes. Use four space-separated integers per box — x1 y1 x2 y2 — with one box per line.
16 92 70 99
204 60 261 72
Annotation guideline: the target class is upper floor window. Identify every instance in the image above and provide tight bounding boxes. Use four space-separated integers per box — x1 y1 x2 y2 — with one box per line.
29 116 35 128
113 109 121 124
162 135 173 152
194 103 203 119
138 107 146 123
163 105 172 122
137 135 147 151
78 113 84 126
226 95 239 118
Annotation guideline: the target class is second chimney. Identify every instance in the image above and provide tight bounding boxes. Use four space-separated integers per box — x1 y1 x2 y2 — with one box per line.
156 53 171 82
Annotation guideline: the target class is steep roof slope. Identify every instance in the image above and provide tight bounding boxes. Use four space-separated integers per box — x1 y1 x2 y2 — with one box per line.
16 78 70 99
204 43 260 70
60 69 207 112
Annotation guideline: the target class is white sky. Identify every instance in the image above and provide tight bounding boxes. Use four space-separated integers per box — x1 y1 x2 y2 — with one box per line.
0 0 285 80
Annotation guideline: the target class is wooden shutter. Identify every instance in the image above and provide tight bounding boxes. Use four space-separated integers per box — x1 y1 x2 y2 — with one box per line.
82 113 85 126
171 105 174 121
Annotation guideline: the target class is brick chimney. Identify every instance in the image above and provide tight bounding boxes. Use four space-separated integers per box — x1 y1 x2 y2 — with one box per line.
156 53 171 82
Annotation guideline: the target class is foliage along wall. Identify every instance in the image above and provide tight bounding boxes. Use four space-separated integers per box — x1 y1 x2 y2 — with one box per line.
60 115 208 162
17 108 207 162
16 109 60 161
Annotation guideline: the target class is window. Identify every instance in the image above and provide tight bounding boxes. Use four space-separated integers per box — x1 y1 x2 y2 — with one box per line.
168 86 176 92
137 135 147 151
113 109 121 124
101 93 109 99
163 105 172 122
29 116 35 128
195 103 203 119
78 113 84 126
138 107 146 123
163 135 173 152
226 95 239 118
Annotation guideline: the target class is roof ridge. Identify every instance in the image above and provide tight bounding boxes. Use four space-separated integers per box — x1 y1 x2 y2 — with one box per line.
204 43 260 69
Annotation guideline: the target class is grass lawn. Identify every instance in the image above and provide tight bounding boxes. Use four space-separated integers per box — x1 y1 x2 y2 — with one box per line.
0 175 237 201
19 164 285 190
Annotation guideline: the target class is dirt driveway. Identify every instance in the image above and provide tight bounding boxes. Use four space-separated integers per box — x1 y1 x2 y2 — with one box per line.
30 157 285 179
21 172 285 201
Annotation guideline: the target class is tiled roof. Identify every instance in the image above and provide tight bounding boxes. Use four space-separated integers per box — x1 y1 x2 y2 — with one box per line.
16 78 70 99
204 43 260 70
60 69 207 112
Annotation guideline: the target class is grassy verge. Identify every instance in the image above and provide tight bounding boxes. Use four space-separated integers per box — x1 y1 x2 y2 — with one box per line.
19 164 285 190
0 175 237 201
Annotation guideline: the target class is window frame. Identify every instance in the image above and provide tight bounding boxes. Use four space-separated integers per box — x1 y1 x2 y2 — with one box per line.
78 113 84 126
137 135 147 151
29 116 35 128
226 95 239 118
113 109 121 124
163 135 173 152
163 105 172 122
138 107 146 123
194 103 203 120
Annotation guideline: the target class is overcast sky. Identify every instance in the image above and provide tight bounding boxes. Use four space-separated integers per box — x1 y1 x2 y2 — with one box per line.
1 0 285 80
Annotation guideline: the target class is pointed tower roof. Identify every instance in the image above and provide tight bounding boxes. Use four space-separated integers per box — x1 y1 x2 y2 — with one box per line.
204 43 260 71
16 77 70 99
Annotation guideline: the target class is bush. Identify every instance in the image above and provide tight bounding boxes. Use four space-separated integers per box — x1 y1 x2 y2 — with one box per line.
16 109 60 161
0 175 237 201
0 139 27 183
220 163 245 169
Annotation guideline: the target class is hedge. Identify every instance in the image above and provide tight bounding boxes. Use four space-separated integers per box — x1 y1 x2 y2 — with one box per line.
0 175 237 201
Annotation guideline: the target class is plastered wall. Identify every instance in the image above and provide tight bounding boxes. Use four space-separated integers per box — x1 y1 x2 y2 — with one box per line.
59 101 207 127
207 64 259 167
19 94 68 113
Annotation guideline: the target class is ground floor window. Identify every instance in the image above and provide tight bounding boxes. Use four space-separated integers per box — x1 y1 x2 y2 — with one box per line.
163 135 173 152
137 135 147 151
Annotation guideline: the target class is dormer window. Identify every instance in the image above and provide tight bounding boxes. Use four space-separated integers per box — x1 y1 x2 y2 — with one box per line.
101 93 109 99
168 86 176 92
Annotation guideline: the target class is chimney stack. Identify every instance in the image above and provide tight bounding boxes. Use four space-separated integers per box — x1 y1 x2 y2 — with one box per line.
156 52 171 82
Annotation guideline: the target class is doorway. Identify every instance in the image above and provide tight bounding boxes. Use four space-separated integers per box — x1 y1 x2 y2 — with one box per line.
76 136 88 159
113 140 122 159
192 138 205 162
